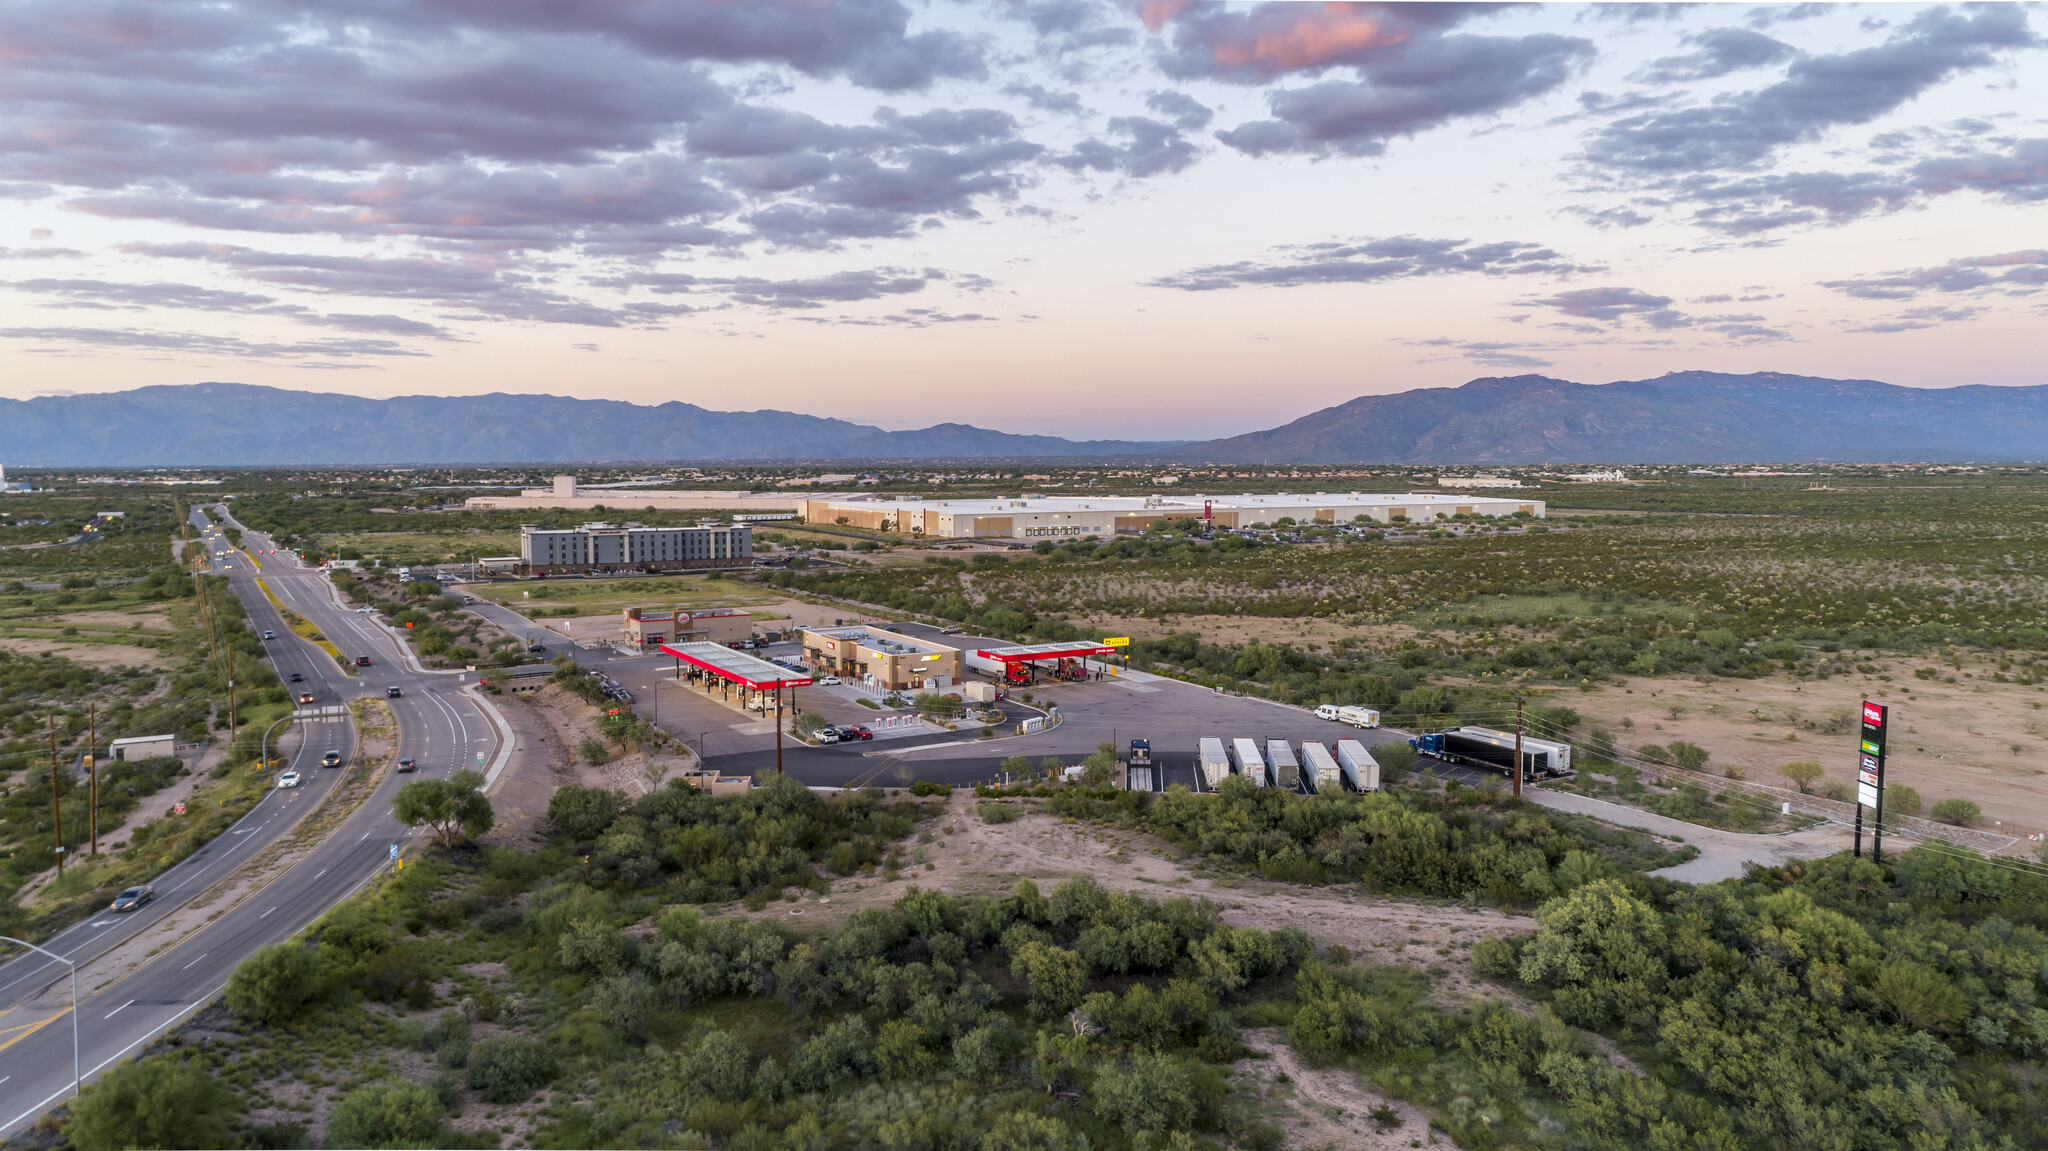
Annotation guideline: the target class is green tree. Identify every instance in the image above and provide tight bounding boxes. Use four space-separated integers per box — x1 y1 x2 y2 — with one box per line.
324 1081 447 1149
578 735 611 765
1516 880 1668 1030
1011 941 1087 1017
1779 760 1824 794
1079 741 1117 789
546 784 621 839
1666 740 1711 772
1884 785 1923 817
225 941 319 1024
1930 798 1982 827
467 1036 556 1103
681 1030 752 1101
876 1019 937 1079
1090 1051 1198 1138
65 1057 231 1151
915 691 963 721
392 769 494 847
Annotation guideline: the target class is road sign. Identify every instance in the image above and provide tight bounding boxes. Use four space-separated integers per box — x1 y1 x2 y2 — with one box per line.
1101 636 1131 647
389 843 398 860
1855 700 1889 861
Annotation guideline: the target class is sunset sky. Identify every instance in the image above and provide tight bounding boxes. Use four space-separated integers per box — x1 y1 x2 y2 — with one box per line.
2 1 2044 439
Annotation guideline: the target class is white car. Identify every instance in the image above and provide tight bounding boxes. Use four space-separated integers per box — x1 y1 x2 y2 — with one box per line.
816 675 842 685
276 771 301 789
1314 704 1341 721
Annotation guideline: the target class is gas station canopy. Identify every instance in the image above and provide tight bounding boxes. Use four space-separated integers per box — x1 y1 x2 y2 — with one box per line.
659 641 813 689
975 642 1116 663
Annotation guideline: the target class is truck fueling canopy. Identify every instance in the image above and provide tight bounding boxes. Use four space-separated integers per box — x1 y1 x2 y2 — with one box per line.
974 642 1116 663
659 641 813 690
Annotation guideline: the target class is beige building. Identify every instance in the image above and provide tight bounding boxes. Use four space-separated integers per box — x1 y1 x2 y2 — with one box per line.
802 626 962 691
803 491 1543 540
467 474 804 514
623 606 752 649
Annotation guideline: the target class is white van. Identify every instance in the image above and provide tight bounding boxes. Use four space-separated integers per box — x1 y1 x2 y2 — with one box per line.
1314 704 1341 721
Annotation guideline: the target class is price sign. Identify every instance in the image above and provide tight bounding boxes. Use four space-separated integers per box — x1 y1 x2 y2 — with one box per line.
1855 700 1890 860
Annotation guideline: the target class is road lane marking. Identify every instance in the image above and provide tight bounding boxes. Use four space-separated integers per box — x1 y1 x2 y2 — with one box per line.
0 1009 67 1056
181 953 208 970
259 906 277 919
313 868 328 879
104 1000 135 1019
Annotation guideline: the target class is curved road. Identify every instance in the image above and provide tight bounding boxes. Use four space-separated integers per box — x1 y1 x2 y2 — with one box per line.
0 509 505 1135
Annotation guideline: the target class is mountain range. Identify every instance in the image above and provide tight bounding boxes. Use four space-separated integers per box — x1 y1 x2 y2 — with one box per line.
1 373 2043 465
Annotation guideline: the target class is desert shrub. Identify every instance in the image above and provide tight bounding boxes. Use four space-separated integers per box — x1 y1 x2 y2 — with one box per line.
1930 798 1982 827
65 1057 231 1151
468 1036 556 1103
324 1081 447 1149
225 942 320 1024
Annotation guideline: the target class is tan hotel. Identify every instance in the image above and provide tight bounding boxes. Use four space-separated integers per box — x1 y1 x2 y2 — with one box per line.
803 492 1543 540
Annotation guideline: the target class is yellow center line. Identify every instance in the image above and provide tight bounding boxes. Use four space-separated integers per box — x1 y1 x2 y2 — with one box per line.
0 1008 69 1054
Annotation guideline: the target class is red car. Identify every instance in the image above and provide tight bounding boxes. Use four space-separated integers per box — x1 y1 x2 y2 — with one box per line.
845 725 874 741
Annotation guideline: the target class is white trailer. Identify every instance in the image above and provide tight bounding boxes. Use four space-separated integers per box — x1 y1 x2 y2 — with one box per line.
1231 738 1267 788
1336 739 1381 792
1300 741 1341 794
1338 706 1381 729
1198 738 1230 789
1265 739 1301 790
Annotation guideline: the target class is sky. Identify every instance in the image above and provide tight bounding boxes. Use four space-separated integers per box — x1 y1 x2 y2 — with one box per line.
1 1 2045 440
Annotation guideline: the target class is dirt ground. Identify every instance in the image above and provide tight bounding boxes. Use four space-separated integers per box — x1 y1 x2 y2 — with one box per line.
1232 1029 1435 1150
0 636 174 669
497 682 700 798
528 594 861 644
41 605 177 631
1568 659 2048 846
746 792 1534 1003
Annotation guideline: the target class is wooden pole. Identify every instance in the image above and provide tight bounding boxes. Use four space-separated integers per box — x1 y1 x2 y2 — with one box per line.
87 704 97 856
48 716 63 877
1513 698 1523 799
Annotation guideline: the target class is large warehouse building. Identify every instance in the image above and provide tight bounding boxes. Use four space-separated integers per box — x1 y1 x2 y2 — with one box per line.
801 492 1542 540
518 521 752 574
469 475 804 514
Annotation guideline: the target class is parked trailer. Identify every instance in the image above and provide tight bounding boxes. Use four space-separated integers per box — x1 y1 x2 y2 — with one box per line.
1231 738 1267 788
1300 742 1341 794
1265 739 1301 790
1127 739 1155 792
1337 706 1381 729
1336 739 1381 792
1198 738 1230 790
1408 726 1573 780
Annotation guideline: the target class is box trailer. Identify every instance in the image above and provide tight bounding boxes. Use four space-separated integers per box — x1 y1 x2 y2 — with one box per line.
1408 726 1573 779
1231 738 1267 788
1265 739 1301 790
1337 706 1381 729
1300 741 1341 794
1336 739 1381 792
1198 738 1231 790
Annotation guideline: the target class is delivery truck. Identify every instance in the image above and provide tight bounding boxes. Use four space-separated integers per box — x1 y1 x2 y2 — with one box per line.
1408 726 1573 780
1127 739 1154 792
1301 741 1341 794
1198 738 1230 790
1336 739 1380 792
1231 738 1267 788
1337 706 1381 729
1265 739 1301 790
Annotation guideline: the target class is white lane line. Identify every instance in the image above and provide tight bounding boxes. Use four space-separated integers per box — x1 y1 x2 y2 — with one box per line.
313 868 328 880
259 906 277 919
181 952 208 970
104 1000 135 1019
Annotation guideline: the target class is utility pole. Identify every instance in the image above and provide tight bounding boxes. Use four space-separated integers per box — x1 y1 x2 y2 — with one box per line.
47 716 63 877
87 703 97 855
1513 698 1524 800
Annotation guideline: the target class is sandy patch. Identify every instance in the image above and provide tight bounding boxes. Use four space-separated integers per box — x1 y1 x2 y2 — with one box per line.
47 606 176 632
752 792 1533 997
1570 661 2048 846
1232 1028 1430 1150
0 636 174 669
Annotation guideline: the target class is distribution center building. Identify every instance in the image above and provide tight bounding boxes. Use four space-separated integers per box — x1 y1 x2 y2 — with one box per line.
801 492 1542 540
518 521 752 574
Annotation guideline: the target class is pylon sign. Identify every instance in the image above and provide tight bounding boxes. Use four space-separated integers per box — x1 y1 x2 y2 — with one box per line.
1854 700 1888 860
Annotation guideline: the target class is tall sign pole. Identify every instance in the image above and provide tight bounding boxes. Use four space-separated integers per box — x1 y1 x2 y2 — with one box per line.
1854 700 1888 861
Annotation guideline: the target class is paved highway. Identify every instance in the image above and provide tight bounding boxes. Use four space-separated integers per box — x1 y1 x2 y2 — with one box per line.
0 509 505 1136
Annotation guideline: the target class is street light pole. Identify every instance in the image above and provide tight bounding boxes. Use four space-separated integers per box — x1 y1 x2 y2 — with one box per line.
0 937 80 1102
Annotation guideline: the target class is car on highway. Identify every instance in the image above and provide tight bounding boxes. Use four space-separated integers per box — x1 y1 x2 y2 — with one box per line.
276 771 301 789
110 885 155 912
387 686 402 698
357 606 374 613
355 655 372 667
297 691 315 704
816 675 842 685
288 672 303 682
397 758 417 773
321 750 343 768
262 630 275 640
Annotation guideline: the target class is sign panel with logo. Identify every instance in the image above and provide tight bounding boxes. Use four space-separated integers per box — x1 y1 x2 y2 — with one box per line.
1855 700 1889 860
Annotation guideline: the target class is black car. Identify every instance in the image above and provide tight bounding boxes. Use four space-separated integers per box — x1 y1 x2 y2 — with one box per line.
111 885 155 912
322 750 343 768
397 758 417 773
386 686 402 698
288 672 303 683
